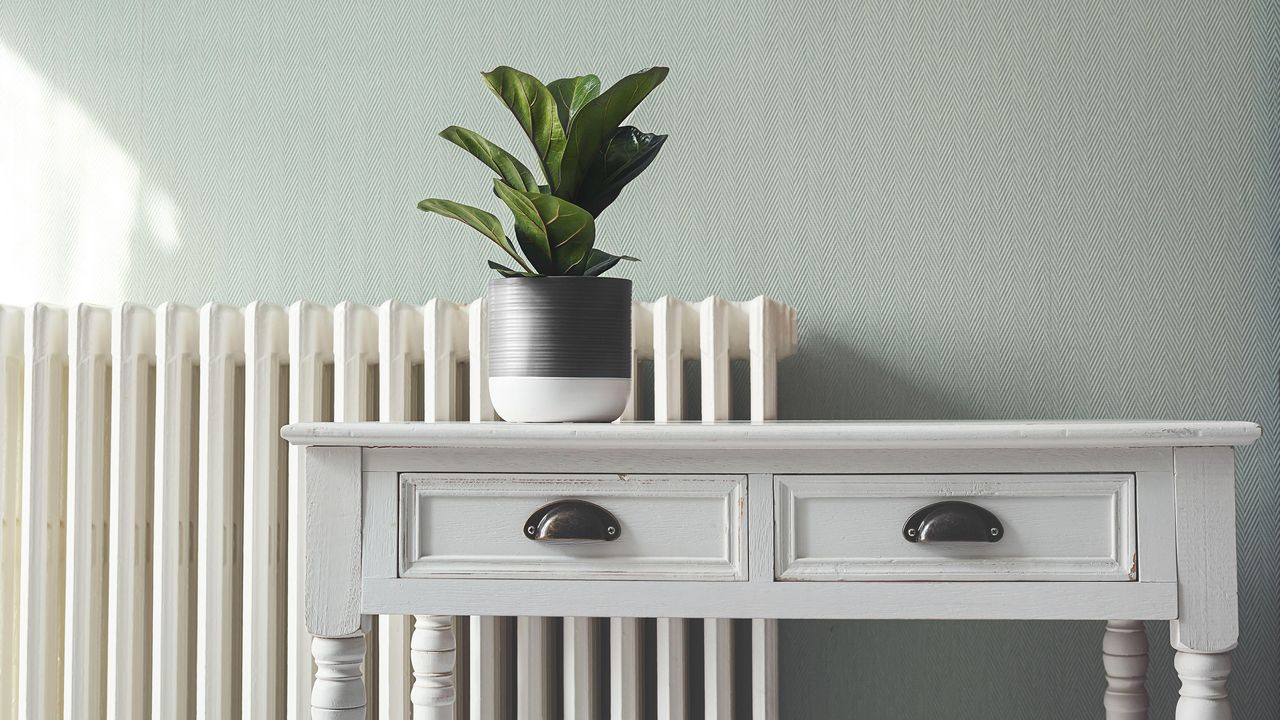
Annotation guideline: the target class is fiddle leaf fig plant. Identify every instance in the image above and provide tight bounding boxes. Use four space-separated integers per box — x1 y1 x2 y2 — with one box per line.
418 65 668 277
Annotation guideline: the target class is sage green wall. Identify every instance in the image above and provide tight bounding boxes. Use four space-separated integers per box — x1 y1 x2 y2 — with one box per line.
3 0 1277 716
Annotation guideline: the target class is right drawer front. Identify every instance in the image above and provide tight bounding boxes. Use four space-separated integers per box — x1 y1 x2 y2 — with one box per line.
776 473 1136 582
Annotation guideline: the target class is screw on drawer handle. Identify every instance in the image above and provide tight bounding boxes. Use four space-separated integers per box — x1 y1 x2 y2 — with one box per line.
523 499 622 544
902 501 1003 543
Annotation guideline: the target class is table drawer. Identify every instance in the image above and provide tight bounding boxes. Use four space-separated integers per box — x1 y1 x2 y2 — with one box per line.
400 473 747 580
776 474 1136 581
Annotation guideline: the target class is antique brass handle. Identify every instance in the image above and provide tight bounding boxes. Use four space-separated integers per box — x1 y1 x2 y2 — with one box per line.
524 499 622 544
903 501 1003 543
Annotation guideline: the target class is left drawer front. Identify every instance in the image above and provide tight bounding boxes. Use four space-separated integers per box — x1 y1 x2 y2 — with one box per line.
400 473 747 581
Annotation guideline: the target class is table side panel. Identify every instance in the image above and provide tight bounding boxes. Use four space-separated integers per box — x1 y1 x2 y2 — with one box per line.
304 446 364 637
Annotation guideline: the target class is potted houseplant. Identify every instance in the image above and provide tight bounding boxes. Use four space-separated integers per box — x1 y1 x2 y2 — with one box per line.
419 65 669 422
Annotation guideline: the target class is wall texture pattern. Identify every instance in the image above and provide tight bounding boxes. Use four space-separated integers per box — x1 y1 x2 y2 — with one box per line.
1 0 1277 717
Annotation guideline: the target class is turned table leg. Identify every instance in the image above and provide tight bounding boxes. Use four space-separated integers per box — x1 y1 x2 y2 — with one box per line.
312 634 367 719
1175 652 1232 720
1103 620 1149 719
412 614 457 720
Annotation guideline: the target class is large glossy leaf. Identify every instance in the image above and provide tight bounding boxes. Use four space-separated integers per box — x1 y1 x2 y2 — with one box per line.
439 126 539 193
582 249 639 276
494 180 596 275
547 74 601 132
557 66 668 200
417 198 533 273
577 126 667 215
481 66 566 187
492 180 554 274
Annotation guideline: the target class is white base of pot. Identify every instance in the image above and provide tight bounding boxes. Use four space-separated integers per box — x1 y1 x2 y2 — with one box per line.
489 376 631 423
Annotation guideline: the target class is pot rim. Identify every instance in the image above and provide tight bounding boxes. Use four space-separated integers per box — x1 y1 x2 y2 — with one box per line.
487 275 632 288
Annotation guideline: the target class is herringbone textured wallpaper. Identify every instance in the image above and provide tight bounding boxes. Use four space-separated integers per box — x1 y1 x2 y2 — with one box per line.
2 0 1277 717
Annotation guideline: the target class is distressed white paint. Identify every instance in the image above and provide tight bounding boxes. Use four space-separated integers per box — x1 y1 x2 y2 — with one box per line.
304 446 364 637
363 445 1174 476
1134 471 1178 583
364 577 1178 620
775 474 1136 581
313 634 368 720
283 419 1261 449
291 419 1256 718
1174 651 1232 720
399 474 747 581
1169 447 1239 653
1170 448 1239 718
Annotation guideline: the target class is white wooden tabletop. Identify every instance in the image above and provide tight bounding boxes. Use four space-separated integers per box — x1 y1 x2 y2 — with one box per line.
281 419 1261 450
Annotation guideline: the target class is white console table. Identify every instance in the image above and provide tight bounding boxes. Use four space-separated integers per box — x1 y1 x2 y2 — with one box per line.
283 420 1261 719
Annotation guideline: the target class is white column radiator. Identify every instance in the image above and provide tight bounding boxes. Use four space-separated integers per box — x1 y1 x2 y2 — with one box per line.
0 296 797 720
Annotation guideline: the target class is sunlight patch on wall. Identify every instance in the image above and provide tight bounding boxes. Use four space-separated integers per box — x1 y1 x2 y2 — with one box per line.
0 41 177 305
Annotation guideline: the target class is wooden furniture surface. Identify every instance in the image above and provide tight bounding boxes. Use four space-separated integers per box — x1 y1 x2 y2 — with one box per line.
284 420 1261 720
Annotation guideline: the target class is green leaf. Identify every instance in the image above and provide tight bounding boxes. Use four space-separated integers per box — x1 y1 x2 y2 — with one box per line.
439 126 540 193
481 66 566 187
494 181 596 275
488 260 539 278
577 126 667 215
547 75 601 132
493 180 555 274
417 197 534 273
557 66 668 200
582 249 639 277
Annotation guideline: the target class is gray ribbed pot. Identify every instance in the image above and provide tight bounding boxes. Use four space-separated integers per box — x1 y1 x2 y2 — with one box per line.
486 276 632 422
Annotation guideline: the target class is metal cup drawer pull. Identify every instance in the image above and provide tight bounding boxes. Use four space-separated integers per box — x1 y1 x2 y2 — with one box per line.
524 499 622 544
902 500 1004 543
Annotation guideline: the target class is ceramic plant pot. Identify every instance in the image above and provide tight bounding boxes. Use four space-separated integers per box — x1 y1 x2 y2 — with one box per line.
486 276 632 422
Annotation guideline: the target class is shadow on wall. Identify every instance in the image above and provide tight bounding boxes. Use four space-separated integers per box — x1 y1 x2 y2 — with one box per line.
0 40 181 308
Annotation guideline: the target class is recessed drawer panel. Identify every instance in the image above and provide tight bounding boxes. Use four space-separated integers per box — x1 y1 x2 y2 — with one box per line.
776 474 1136 581
400 473 747 580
